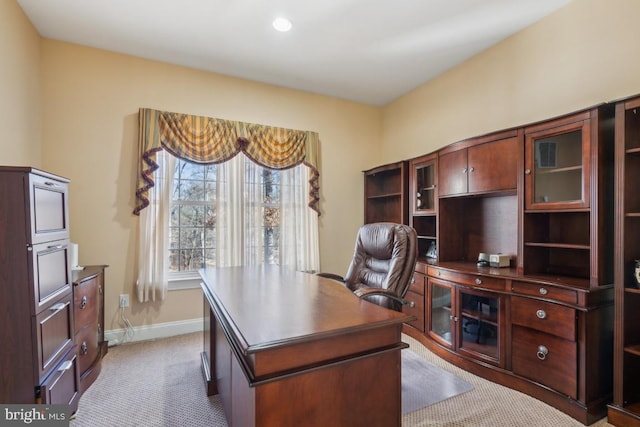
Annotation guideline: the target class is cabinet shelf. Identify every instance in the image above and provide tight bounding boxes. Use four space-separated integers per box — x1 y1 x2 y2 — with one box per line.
535 165 582 174
417 235 437 240
524 242 590 250
626 212 640 218
625 287 640 294
366 192 402 199
626 147 640 155
624 344 640 357
460 308 498 326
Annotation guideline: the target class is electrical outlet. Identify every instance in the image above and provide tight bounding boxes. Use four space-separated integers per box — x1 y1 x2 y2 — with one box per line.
119 294 129 308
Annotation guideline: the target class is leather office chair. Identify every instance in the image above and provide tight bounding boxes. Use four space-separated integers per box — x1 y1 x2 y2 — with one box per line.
319 222 418 311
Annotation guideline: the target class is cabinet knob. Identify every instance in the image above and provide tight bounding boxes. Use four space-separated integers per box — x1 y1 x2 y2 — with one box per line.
536 309 547 319
80 296 87 309
469 166 475 173
411 278 416 284
525 169 531 175
81 341 88 355
475 278 483 285
537 345 549 360
538 287 548 295
462 168 467 174
449 315 458 322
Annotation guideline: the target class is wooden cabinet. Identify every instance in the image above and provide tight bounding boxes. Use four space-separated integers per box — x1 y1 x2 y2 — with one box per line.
438 130 519 197
0 167 79 411
521 107 615 288
73 266 108 395
427 267 506 368
608 96 640 426
363 161 408 224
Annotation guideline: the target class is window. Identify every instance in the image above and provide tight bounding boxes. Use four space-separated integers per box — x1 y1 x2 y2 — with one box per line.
163 153 316 290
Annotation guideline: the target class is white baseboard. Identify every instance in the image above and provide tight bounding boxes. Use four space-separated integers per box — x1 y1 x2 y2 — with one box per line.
105 317 203 346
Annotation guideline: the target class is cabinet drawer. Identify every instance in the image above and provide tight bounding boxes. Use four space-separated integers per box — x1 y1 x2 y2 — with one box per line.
74 276 99 332
36 294 74 381
512 325 577 399
511 281 577 304
40 346 79 413
76 323 99 375
32 240 72 313
511 296 576 341
409 272 425 295
428 268 505 291
403 290 425 332
29 173 69 244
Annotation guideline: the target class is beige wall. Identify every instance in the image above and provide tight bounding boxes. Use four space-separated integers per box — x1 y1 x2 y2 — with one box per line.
38 40 381 331
0 0 42 166
382 0 640 161
5 0 640 334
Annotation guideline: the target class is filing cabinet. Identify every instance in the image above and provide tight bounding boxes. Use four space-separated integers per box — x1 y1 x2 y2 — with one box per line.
0 167 79 411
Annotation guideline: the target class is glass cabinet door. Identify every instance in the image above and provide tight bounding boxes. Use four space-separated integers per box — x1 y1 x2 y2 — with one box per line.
410 155 437 214
428 279 453 348
525 117 590 209
457 288 501 365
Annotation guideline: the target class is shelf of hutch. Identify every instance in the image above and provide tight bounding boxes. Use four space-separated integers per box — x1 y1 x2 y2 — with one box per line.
608 95 640 427
363 161 408 225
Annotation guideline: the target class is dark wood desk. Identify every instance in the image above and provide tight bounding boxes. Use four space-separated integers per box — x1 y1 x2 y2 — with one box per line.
200 266 413 427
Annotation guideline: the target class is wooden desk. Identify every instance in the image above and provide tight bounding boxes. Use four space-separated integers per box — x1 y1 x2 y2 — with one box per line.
200 266 413 427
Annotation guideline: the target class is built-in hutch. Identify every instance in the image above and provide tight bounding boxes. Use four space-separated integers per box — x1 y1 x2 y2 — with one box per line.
608 95 640 427
369 104 617 425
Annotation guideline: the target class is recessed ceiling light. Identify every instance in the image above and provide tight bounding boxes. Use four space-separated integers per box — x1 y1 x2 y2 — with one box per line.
272 17 292 32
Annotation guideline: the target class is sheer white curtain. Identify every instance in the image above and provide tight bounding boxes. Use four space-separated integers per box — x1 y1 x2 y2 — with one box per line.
281 164 320 272
137 151 175 302
216 153 319 271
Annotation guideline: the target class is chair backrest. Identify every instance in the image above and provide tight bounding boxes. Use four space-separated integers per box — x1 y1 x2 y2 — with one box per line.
344 222 418 310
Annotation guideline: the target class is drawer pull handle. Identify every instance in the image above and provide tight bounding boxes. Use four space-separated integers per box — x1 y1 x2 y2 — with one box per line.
411 278 415 284
475 278 482 285
44 181 59 187
536 309 547 319
539 287 548 295
537 345 548 360
49 303 66 312
81 341 88 355
57 360 73 372
80 296 87 309
47 244 63 250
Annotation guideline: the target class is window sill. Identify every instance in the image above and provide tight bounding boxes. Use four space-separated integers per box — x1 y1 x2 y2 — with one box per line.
168 274 202 291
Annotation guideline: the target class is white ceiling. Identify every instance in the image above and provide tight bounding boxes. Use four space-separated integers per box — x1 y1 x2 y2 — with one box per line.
17 0 572 106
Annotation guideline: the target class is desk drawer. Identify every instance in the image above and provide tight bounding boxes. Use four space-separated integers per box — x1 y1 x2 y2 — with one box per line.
76 322 99 375
409 272 426 295
403 290 424 332
512 325 577 399
428 268 505 291
32 240 72 313
511 296 576 341
40 346 79 413
36 293 74 381
511 281 577 304
29 173 69 244
74 275 99 333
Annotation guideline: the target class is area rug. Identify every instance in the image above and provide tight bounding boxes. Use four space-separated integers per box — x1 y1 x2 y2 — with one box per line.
402 348 474 414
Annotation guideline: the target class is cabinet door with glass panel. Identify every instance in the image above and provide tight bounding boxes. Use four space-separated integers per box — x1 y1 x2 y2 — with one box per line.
428 276 505 367
524 112 591 210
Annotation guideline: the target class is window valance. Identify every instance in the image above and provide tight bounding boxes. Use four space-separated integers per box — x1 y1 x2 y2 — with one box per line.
134 108 320 215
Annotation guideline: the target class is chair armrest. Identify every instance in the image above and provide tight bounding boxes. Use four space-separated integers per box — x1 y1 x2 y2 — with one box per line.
353 288 415 308
316 272 345 283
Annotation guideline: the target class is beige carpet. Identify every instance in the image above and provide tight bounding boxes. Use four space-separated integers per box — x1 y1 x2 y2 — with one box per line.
70 332 613 427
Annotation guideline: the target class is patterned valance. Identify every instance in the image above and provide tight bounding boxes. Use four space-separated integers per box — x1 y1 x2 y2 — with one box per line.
134 108 320 215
